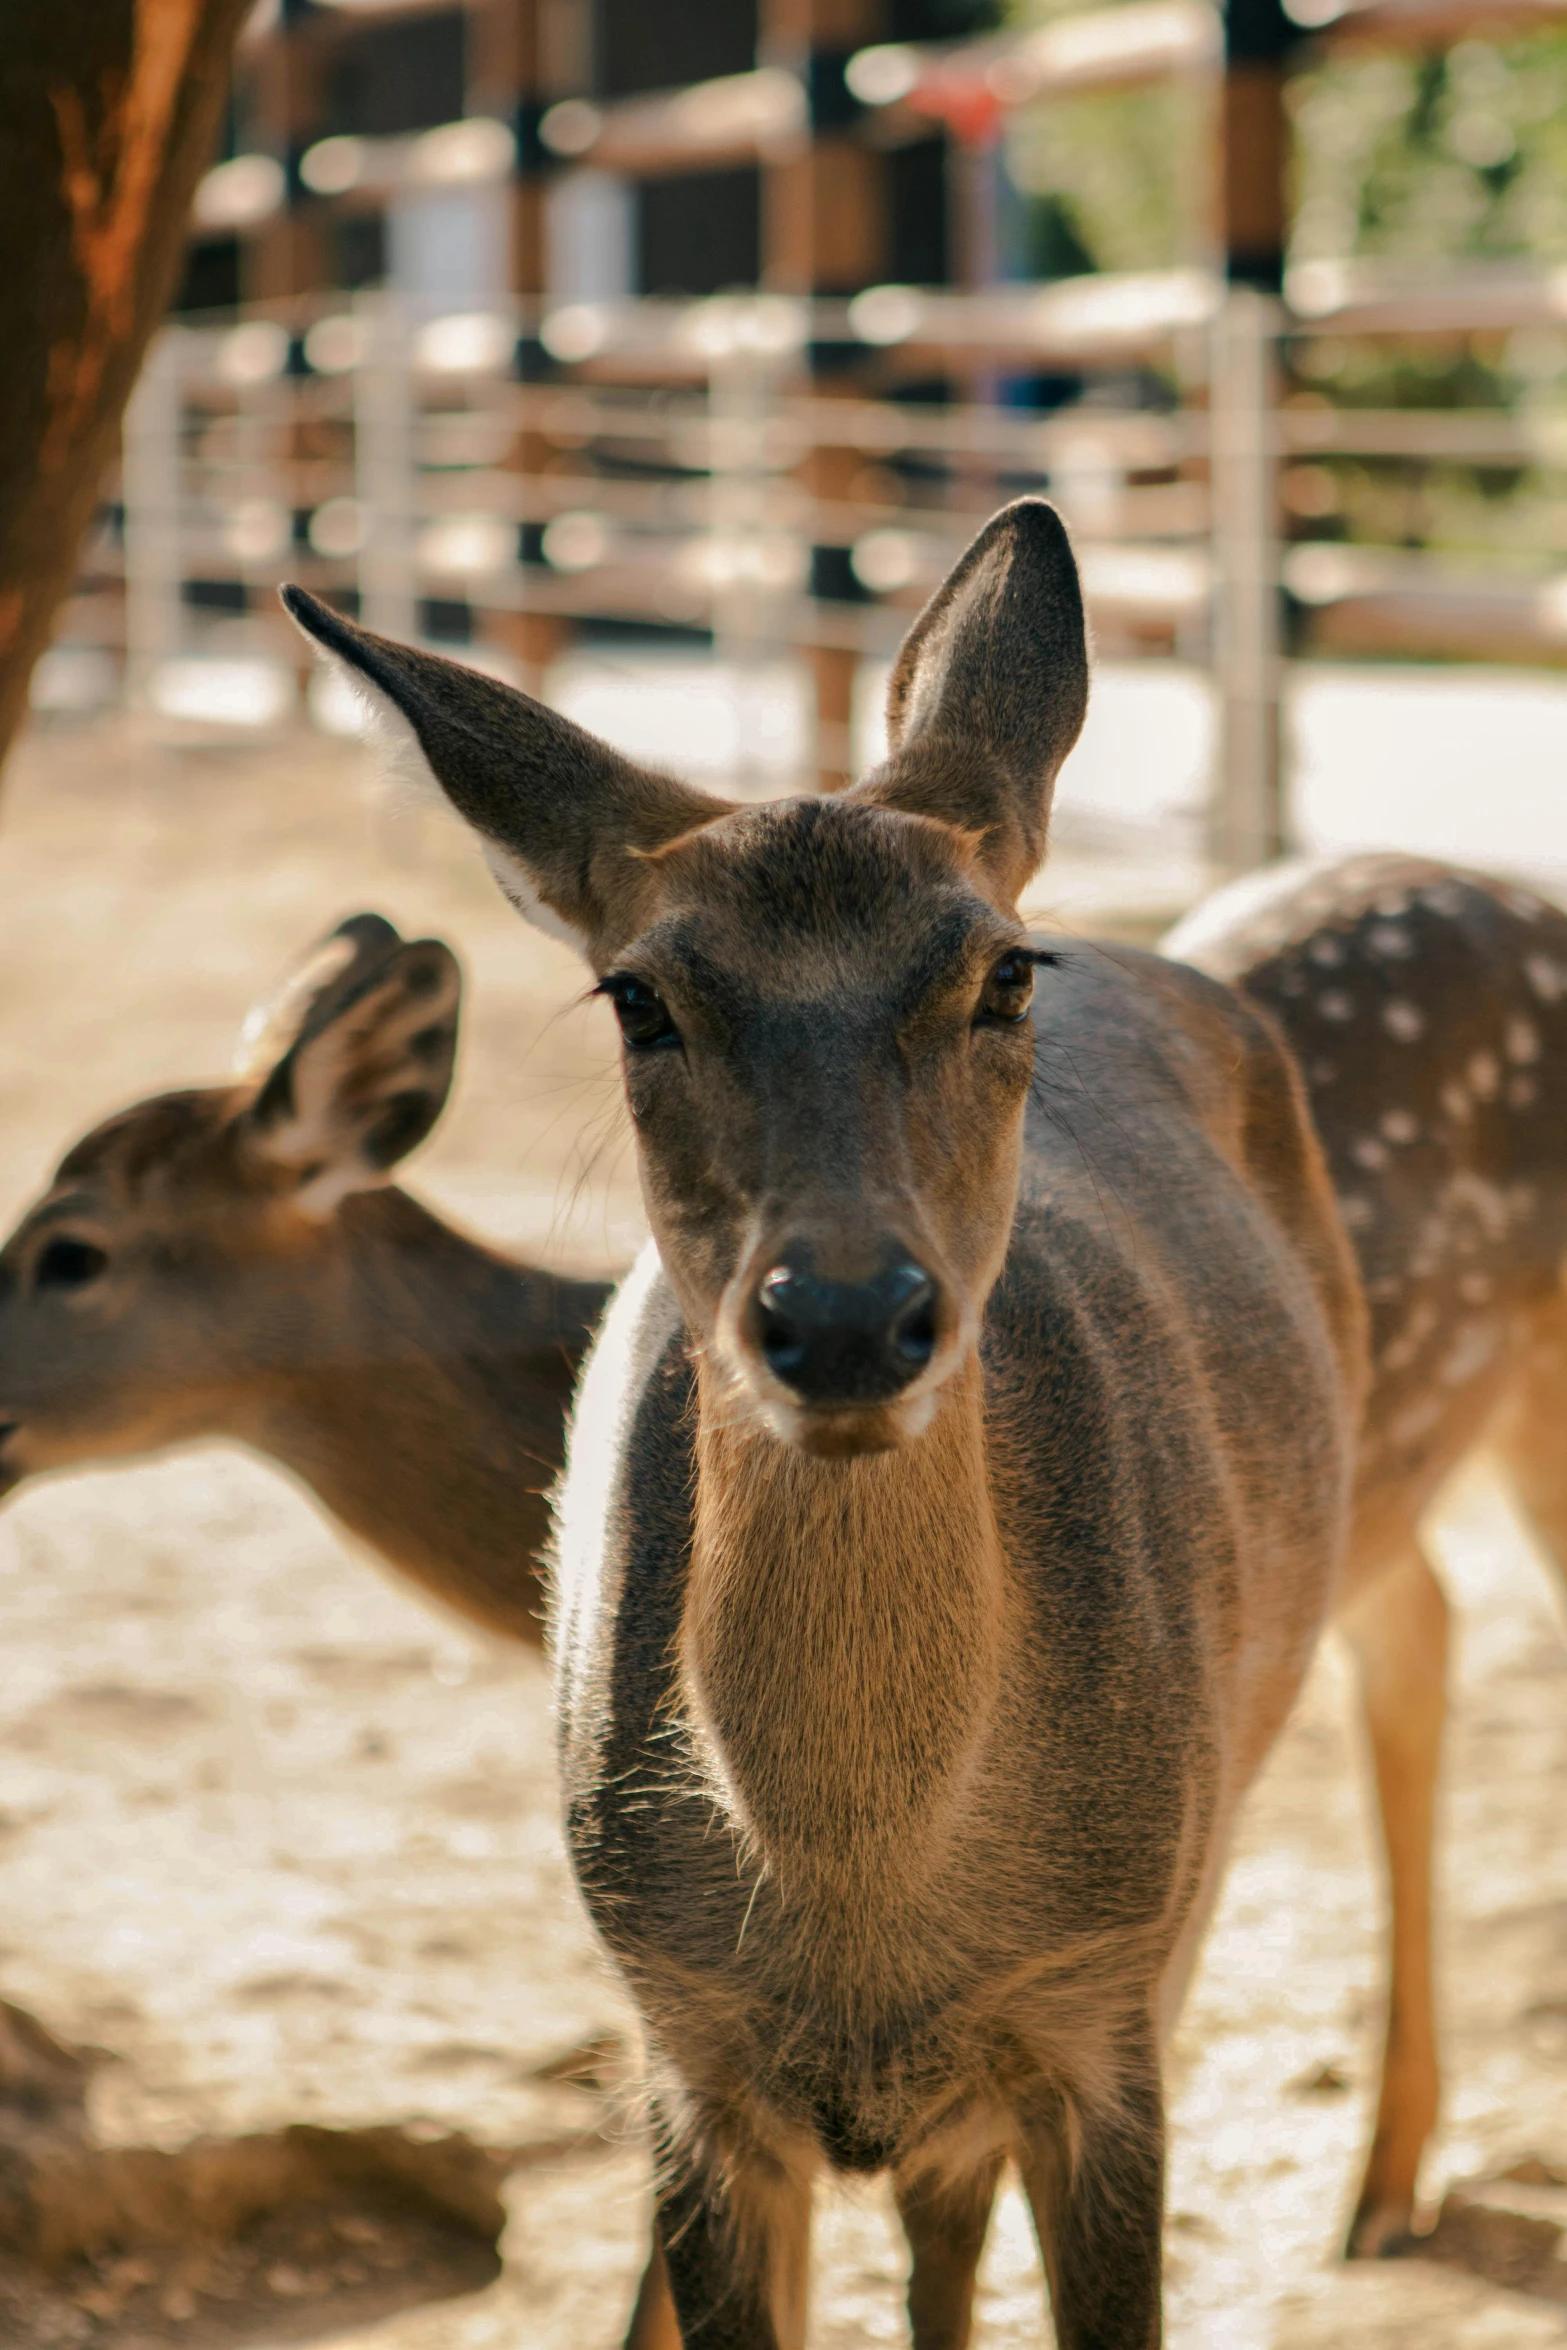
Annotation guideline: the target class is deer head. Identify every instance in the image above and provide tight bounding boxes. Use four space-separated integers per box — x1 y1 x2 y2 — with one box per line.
0 916 459 1493
283 502 1087 1457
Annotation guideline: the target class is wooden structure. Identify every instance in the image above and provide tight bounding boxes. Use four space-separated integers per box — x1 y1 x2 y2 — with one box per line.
37 0 1567 876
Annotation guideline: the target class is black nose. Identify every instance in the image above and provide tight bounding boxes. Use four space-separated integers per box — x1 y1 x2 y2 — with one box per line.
753 1253 938 1408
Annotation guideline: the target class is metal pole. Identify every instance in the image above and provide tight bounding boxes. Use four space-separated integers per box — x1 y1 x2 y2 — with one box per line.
353 292 417 642
1210 286 1284 875
121 328 182 709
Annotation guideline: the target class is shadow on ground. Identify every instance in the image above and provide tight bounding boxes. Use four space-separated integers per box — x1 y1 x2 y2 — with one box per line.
0 2002 621 2349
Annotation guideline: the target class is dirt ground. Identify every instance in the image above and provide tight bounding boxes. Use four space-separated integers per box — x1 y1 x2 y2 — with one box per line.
0 710 1565 2348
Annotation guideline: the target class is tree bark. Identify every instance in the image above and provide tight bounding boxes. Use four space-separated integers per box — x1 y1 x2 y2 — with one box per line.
0 0 253 775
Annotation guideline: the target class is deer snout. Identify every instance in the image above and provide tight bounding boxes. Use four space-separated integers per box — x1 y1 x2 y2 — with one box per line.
747 1250 939 1409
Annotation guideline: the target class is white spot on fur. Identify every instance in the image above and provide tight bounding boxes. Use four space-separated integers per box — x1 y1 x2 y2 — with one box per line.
1505 1015 1540 1064
1527 954 1565 1003
1440 1320 1499 1387
1309 1057 1336 1085
1374 889 1413 919
1440 1080 1470 1123
1459 1271 1492 1304
1507 1075 1538 1109
1420 883 1466 918
1318 989 1355 1023
1381 1109 1418 1145
1445 1171 1510 1242
1367 923 1413 960
1382 1000 1424 1041
1308 934 1345 968
1380 1326 1424 1375
1351 1136 1389 1171
1389 1394 1447 1448
1340 1195 1374 1231
1468 1050 1500 1101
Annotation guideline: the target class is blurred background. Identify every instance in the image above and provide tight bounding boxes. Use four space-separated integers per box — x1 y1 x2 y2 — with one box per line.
26 0 1567 918
4 6 1567 2346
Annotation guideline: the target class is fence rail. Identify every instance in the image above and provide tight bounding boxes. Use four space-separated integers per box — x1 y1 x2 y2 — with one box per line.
38 0 1567 882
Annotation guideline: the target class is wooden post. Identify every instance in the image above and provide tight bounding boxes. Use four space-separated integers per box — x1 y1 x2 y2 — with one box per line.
762 0 887 791
1222 0 1294 293
1210 0 1294 872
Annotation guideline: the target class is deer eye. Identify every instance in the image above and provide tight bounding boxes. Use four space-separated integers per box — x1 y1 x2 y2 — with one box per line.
599 974 681 1053
978 953 1035 1027
34 1236 109 1293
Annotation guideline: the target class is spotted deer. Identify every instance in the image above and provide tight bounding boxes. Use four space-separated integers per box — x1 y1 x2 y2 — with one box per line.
0 913 609 1647
284 504 1372 2349
1167 848 1567 2257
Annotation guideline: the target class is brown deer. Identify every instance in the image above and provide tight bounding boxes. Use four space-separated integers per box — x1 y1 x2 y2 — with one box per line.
1167 848 1567 2261
0 912 610 1648
283 505 1373 2349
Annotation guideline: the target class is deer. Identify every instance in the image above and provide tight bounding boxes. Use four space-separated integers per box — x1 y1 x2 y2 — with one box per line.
0 911 611 1649
6 599 1560 2340
1166 847 1567 2264
282 503 1376 2350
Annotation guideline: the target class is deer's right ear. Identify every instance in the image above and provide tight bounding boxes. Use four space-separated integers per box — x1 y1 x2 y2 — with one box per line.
237 919 461 1217
281 587 733 965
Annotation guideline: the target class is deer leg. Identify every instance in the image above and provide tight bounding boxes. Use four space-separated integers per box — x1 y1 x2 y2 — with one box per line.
1338 1541 1449 2258
1491 1298 1567 1615
646 2112 812 2350
1016 2048 1164 2350
893 2151 1004 2350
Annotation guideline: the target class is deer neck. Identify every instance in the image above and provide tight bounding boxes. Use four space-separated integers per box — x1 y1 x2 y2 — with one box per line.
682 1353 1007 1897
246 1191 591 1646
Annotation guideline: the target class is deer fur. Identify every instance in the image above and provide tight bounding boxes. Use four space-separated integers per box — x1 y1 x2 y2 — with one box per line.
0 914 608 1648
1167 850 1567 2254
284 504 1368 2349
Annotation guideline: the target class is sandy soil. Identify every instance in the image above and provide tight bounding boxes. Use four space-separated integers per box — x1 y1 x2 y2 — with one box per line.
0 712 1565 2347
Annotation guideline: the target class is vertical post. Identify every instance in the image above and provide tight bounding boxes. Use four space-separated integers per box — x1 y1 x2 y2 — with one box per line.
122 329 183 711
353 293 417 643
709 320 794 795
1221 0 1293 295
1210 287 1283 875
1208 0 1295 872
761 0 887 792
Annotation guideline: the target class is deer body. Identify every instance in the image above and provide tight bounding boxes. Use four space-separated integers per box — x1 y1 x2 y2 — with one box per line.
560 935 1358 2205
1170 850 1567 2256
285 510 1364 2347
0 917 609 1650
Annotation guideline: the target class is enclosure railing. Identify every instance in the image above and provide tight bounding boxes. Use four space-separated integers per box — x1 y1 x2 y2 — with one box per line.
38 0 1567 891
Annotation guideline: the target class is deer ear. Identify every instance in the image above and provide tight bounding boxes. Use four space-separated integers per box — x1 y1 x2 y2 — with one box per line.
857 500 1089 903
281 587 733 964
238 917 461 1217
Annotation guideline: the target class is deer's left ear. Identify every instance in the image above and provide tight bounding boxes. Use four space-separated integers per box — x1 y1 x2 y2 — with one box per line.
856 499 1089 903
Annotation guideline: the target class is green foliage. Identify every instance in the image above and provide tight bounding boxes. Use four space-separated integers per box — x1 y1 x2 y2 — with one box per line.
1290 33 1567 266
1001 0 1205 275
1004 83 1202 273
1285 37 1567 557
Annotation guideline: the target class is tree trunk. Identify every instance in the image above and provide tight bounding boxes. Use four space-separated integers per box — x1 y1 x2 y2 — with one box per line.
0 0 252 775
